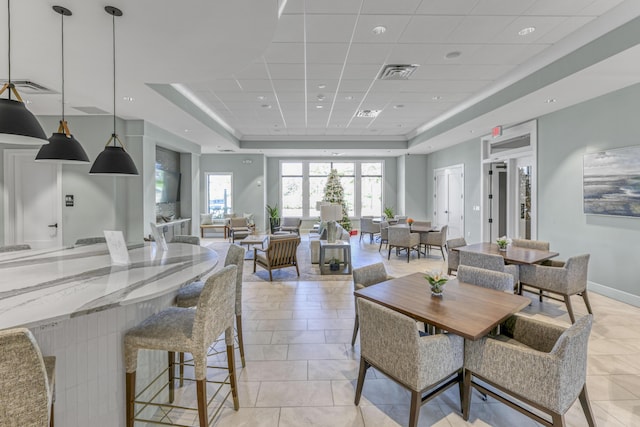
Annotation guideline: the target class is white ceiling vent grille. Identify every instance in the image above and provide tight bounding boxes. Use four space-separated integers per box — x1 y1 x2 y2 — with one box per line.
378 64 419 80
355 109 380 118
2 80 56 94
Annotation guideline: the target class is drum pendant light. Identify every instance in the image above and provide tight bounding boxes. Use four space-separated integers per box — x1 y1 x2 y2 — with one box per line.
0 0 48 145
89 6 138 176
36 6 90 163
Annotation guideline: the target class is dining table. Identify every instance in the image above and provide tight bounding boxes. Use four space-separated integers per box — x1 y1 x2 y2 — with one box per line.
0 242 219 426
354 272 531 340
453 242 559 265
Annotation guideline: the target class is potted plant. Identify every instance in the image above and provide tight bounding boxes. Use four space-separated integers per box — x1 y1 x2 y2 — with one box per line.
383 206 394 220
425 271 448 296
266 204 280 234
496 236 511 251
328 257 340 271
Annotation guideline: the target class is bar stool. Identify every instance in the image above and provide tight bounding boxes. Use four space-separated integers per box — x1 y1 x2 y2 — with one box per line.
124 265 239 427
0 328 56 427
175 244 246 367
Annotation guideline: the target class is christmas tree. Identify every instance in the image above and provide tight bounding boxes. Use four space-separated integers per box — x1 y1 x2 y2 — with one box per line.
323 169 352 231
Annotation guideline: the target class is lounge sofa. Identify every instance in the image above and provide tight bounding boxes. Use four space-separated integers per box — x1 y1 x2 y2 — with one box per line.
309 223 351 264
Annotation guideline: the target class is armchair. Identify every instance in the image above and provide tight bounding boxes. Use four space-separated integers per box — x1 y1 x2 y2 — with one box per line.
355 298 464 427
387 226 420 263
446 237 467 275
463 314 595 427
351 263 393 346
518 254 592 323
457 265 514 292
359 217 380 243
459 250 519 290
378 220 389 252
229 217 251 243
277 217 302 235
253 236 301 281
423 225 448 259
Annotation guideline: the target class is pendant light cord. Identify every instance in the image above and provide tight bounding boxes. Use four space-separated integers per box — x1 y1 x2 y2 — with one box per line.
112 11 116 140
60 9 65 121
7 0 11 99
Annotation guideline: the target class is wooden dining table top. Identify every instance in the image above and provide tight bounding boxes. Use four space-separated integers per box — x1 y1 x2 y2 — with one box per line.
454 242 559 265
354 272 531 340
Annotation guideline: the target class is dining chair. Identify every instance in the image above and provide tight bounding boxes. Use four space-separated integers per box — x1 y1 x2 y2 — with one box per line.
378 220 390 252
511 238 550 251
459 250 519 291
175 244 246 368
170 235 201 245
355 298 464 427
0 244 32 252
0 328 56 426
359 217 380 243
423 225 448 259
457 265 514 292
124 265 239 427
446 237 467 275
463 314 595 427
351 262 393 346
387 226 420 263
394 215 407 224
518 254 592 323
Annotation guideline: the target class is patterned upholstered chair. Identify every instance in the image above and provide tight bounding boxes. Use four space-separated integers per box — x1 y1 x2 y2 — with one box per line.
124 265 239 427
0 244 31 252
355 298 464 427
459 251 519 290
387 226 420 263
229 217 251 243
457 265 514 292
0 328 56 427
518 254 592 323
511 238 550 251
254 236 301 281
463 315 595 427
170 235 201 246
359 217 380 243
378 220 390 252
175 244 246 367
423 225 448 259
277 217 302 235
351 262 393 346
446 237 467 275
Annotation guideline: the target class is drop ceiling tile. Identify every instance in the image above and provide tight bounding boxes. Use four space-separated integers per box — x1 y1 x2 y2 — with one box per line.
341 63 383 80
535 16 594 44
470 0 537 16
353 15 413 43
399 15 464 43
447 15 518 44
348 43 395 64
202 80 240 92
464 43 549 65
265 63 305 79
235 63 271 79
412 64 513 80
264 43 305 63
230 79 274 92
491 16 570 44
305 15 359 43
272 79 306 92
283 0 363 15
361 0 423 14
580 0 625 16
306 64 344 80
306 43 350 63
415 0 479 15
273 14 303 42
336 79 374 91
523 0 601 16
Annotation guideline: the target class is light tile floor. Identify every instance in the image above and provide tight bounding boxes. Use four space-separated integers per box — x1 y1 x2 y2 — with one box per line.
151 235 640 426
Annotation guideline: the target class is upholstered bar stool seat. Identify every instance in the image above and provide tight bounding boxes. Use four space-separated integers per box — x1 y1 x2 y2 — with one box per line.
124 265 239 427
0 328 56 427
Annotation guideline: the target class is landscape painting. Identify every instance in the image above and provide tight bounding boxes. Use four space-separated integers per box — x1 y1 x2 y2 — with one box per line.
583 146 640 217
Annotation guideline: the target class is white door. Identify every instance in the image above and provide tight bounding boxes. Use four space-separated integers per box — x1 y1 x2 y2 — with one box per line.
4 150 62 249
433 164 464 239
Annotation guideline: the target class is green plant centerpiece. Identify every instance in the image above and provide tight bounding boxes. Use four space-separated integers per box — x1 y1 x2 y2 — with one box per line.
383 206 395 220
266 204 280 234
328 257 340 271
496 236 511 251
425 271 448 296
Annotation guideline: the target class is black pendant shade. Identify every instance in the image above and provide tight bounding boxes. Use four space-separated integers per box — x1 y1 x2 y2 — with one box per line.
0 98 47 145
36 132 90 163
89 143 138 176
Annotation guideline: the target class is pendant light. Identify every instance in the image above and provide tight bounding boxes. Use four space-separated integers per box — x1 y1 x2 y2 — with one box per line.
35 6 90 163
89 6 138 176
0 0 48 145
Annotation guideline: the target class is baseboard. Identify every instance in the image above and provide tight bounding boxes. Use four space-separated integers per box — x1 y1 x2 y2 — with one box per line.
588 280 640 308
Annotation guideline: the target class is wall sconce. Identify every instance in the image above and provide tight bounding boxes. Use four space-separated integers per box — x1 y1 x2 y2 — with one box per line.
242 159 253 165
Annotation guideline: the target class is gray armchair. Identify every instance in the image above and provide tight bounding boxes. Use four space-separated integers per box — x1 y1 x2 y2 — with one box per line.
446 237 467 275
511 238 550 251
378 220 390 252
355 298 464 427
277 217 302 235
351 262 393 346
457 265 514 292
359 217 380 243
463 314 595 427
518 254 592 323
229 217 251 242
387 226 420 263
459 250 519 290
424 225 448 259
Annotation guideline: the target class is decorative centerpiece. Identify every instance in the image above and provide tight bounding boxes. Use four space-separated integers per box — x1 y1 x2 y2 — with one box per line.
496 236 511 251
406 217 414 228
425 271 448 296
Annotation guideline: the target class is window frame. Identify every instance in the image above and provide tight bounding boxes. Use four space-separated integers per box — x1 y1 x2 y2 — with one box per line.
205 172 233 218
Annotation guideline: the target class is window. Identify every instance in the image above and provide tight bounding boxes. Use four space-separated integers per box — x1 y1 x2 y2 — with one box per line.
279 160 383 218
206 173 232 218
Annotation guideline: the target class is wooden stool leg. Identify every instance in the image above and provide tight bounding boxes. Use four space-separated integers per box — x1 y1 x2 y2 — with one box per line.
226 340 239 410
351 314 359 347
49 402 54 427
196 379 208 427
126 371 136 427
462 369 472 420
179 352 185 387
408 389 421 427
168 351 175 403
236 314 246 368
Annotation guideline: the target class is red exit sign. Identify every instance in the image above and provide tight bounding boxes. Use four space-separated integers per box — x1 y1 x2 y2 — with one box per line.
492 126 502 137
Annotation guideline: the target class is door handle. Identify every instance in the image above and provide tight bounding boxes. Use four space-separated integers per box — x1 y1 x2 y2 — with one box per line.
48 223 58 228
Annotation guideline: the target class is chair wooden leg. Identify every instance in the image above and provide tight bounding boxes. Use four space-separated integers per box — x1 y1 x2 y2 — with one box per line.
407 247 410 263
196 379 208 427
168 351 175 403
351 314 359 346
268 270 273 281
379 240 382 252
440 246 445 259
564 295 576 323
388 246 392 260
236 314 246 368
539 289 544 302
179 352 185 387
457 370 464 414
578 385 596 427
408 389 421 427
295 263 300 277
354 358 369 405
582 291 594 315
49 401 54 427
125 371 136 427
226 341 240 410
551 412 566 427
253 257 257 273
462 369 472 421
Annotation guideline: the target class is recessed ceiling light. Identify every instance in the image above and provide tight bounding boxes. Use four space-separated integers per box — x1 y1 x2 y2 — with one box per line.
25 99 32 104
183 129 190 133
469 130 475 133
317 94 326 101
445 51 461 59
257 95 265 100
316 105 323 109
345 96 353 101
393 104 404 109
545 98 557 103
432 96 442 101
123 96 134 101
372 26 387 35
518 27 535 36
318 84 326 89
397 124 403 128
261 104 272 109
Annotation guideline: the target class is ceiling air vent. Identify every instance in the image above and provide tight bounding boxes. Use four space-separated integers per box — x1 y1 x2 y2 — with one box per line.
2 80 56 94
355 109 380 118
218 149 235 153
378 64 419 80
